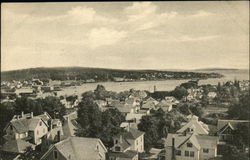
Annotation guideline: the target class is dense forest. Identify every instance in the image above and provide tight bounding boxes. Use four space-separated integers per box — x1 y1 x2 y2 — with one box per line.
1 67 223 81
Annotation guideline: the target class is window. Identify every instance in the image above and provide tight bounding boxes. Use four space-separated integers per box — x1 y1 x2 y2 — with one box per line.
136 140 138 145
187 142 193 147
185 151 195 157
39 121 42 126
10 125 13 130
37 130 39 135
176 150 181 156
190 151 194 157
43 128 45 133
53 150 58 159
203 148 209 153
115 140 118 144
115 146 121 152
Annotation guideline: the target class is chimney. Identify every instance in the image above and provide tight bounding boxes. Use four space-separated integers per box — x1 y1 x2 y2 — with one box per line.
30 112 33 118
127 123 130 132
172 136 176 160
57 130 61 142
21 111 24 118
119 135 123 143
154 85 157 92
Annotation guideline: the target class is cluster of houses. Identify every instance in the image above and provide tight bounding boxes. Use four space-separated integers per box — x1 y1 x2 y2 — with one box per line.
1 80 249 160
94 90 180 129
165 114 250 160
1 79 60 101
0 110 146 160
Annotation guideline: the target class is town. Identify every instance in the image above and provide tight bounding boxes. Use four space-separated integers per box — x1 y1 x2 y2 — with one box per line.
0 77 249 160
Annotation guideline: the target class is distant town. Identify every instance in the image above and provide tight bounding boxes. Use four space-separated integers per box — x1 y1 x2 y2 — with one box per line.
0 67 249 160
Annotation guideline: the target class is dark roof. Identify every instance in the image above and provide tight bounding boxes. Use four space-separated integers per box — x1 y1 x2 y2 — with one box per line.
217 120 250 132
10 119 29 133
115 128 144 140
166 133 218 150
109 150 138 159
1 139 34 153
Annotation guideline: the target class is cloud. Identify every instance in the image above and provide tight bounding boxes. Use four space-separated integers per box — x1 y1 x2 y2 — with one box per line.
124 2 177 32
87 28 127 48
66 6 117 25
189 10 213 18
178 35 219 42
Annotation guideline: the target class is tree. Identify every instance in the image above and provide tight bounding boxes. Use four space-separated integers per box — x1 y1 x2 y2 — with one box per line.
190 105 204 117
39 96 66 119
76 96 125 148
228 92 249 120
177 103 191 115
171 86 188 100
138 116 159 151
231 123 250 150
0 102 15 142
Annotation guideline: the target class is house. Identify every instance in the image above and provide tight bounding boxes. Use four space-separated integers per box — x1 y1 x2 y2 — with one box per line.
120 122 138 130
61 98 79 109
15 88 35 97
108 150 138 160
112 128 144 153
114 77 125 82
62 111 80 137
156 100 173 112
115 104 137 116
166 133 218 160
108 127 144 160
126 112 147 124
1 112 61 153
125 97 140 107
40 137 107 160
165 96 179 105
141 148 164 160
129 90 148 99
217 119 250 144
86 79 95 83
177 115 209 135
144 97 158 105
141 100 156 110
207 92 217 99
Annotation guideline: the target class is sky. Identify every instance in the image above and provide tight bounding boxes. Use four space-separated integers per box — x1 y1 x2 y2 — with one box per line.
1 1 249 71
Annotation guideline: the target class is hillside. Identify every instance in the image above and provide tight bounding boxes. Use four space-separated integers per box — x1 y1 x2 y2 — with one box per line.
1 67 223 82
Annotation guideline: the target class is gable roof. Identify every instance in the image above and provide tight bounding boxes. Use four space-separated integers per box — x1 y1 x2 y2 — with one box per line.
217 120 250 133
156 100 172 108
142 101 155 109
115 104 134 113
41 137 107 160
177 118 209 135
1 139 35 153
115 128 144 140
114 136 131 151
166 133 218 150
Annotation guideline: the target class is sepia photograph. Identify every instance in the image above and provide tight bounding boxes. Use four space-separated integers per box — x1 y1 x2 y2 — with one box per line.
0 1 249 160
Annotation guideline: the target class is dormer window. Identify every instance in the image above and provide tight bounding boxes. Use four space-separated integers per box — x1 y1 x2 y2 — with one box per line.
115 139 118 144
187 142 193 147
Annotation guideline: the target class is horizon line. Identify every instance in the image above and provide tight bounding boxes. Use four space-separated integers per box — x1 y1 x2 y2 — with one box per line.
1 66 249 72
